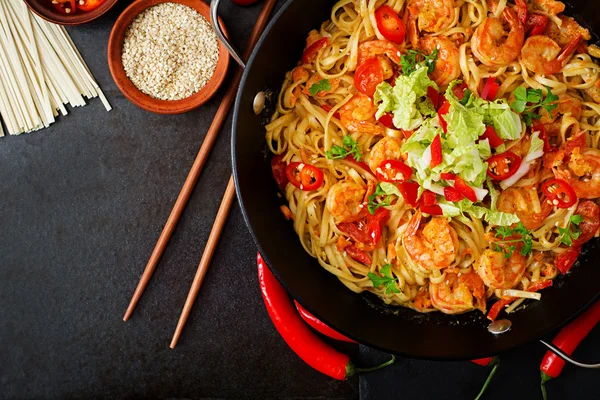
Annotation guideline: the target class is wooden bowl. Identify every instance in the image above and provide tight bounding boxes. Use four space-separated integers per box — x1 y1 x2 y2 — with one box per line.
24 0 119 26
107 0 230 114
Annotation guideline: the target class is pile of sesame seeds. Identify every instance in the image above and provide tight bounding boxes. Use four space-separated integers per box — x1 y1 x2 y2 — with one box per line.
121 2 219 101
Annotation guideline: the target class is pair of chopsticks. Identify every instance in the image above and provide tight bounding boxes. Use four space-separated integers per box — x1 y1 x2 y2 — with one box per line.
123 0 277 349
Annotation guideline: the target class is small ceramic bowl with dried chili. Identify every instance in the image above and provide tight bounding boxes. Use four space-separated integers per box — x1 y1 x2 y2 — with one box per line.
24 0 119 25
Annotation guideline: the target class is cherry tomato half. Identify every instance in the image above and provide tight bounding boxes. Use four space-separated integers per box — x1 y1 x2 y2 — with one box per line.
285 162 324 191
374 5 406 44
573 201 600 246
487 152 522 181
555 246 581 274
77 0 106 12
542 178 577 208
375 160 412 182
302 37 329 65
52 0 77 14
354 58 384 97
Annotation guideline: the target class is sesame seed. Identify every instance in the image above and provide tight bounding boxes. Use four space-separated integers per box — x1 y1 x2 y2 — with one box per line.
121 3 219 101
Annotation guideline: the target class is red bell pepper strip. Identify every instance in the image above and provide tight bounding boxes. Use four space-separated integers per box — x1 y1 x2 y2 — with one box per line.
481 77 499 101
286 162 324 191
440 172 456 180
480 125 503 148
258 253 394 379
444 186 464 202
377 112 396 129
427 86 440 110
375 159 412 182
555 246 582 275
302 38 329 64
542 179 577 208
420 190 437 207
540 300 600 400
454 176 477 203
294 300 357 343
420 204 443 216
398 182 419 207
430 134 443 168
366 207 390 246
438 100 450 133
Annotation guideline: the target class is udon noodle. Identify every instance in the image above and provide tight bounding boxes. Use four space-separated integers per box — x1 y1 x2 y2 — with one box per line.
265 0 600 318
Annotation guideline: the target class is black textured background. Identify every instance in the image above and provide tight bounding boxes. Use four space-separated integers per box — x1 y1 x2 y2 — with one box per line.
0 0 599 399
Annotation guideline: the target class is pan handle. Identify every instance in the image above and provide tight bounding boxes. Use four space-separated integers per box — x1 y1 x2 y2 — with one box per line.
210 0 246 68
539 340 600 369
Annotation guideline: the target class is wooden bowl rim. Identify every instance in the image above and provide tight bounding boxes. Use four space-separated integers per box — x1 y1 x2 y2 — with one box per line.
107 0 230 115
23 0 119 26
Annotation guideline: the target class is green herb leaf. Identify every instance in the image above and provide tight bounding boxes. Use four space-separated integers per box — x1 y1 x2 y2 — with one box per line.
510 86 558 126
558 214 583 246
571 214 584 225
325 135 362 161
367 183 392 214
367 264 400 294
493 222 533 257
400 49 439 76
308 79 331 96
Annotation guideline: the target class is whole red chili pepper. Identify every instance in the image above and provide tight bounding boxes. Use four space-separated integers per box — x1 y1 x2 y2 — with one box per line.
258 254 394 379
540 300 600 399
471 357 500 400
294 300 357 343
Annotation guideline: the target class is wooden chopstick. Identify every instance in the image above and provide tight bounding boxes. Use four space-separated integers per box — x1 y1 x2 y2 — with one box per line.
123 0 278 322
170 176 236 348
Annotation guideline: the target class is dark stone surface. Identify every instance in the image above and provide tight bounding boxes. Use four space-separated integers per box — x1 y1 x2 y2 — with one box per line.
0 1 599 399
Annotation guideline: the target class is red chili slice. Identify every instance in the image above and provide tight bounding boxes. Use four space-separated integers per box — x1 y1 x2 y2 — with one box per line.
480 125 503 148
377 112 396 129
398 182 419 207
420 190 437 207
444 186 464 202
374 6 406 44
77 0 106 12
573 201 600 246
440 172 456 180
542 179 577 208
427 86 440 110
302 37 329 64
555 246 582 274
430 134 443 168
285 162 324 191
438 100 450 133
454 176 478 203
271 154 289 191
354 58 384 97
481 77 499 101
375 160 412 182
487 152 522 181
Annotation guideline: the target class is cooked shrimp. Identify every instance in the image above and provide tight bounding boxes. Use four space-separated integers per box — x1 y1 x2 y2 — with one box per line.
583 77 600 104
403 210 459 270
412 286 432 311
497 187 553 230
367 137 402 173
357 40 401 66
287 67 310 107
430 272 486 314
538 94 582 136
531 0 565 16
545 16 591 47
559 147 600 199
303 73 340 97
521 34 581 75
339 93 385 135
471 8 525 68
326 181 367 223
420 36 460 87
407 0 456 47
477 248 527 290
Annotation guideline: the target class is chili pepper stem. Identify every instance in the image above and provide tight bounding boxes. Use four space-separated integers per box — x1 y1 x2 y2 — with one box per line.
474 362 499 400
540 371 552 400
346 355 396 377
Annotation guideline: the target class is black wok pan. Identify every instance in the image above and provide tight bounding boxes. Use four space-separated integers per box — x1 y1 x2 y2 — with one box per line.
224 0 600 359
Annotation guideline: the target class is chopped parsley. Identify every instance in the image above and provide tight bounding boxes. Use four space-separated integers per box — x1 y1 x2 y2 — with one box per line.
325 135 362 161
400 48 438 76
367 183 391 214
308 79 331 96
493 222 534 258
558 214 584 246
510 86 559 126
367 264 400 295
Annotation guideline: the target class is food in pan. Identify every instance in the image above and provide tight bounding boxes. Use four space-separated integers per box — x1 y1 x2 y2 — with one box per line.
49 0 106 14
265 0 600 319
